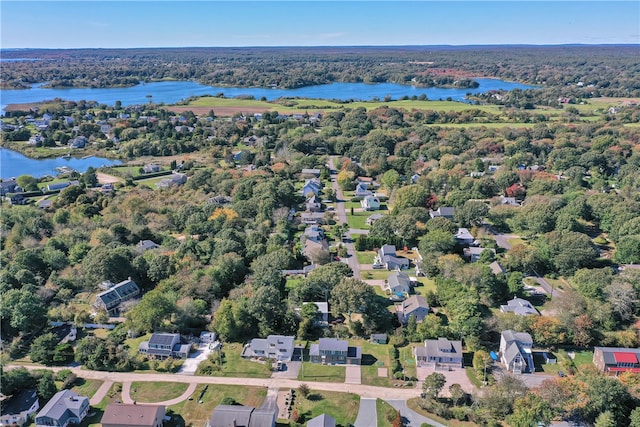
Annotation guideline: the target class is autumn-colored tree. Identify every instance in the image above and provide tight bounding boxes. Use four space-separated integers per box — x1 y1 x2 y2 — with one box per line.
530 316 567 346
573 314 594 347
392 410 402 427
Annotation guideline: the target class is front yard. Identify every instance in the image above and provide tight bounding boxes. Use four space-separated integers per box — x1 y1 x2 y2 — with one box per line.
283 390 359 426
196 343 273 378
297 362 346 383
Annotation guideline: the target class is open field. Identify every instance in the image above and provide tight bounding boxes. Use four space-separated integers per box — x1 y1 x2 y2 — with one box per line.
196 343 273 378
71 378 103 399
130 381 189 403
282 391 359 427
298 363 346 383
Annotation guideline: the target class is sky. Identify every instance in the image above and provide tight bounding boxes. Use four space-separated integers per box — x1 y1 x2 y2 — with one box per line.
1 1 638 49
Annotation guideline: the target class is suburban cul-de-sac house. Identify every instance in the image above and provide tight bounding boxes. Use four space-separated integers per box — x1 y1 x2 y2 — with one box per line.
500 330 534 374
414 338 463 369
241 335 295 361
35 390 90 427
138 333 191 360
309 338 362 365
375 244 410 270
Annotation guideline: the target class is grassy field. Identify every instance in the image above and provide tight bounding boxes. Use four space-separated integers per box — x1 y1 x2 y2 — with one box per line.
406 397 477 426
71 378 103 399
130 382 189 403
197 343 273 378
377 399 399 426
298 362 346 383
399 345 417 379
288 391 360 427
360 269 391 280
356 251 376 264
413 277 437 296
355 339 394 387
126 333 152 357
425 122 538 129
168 384 266 427
136 176 170 188
346 211 371 229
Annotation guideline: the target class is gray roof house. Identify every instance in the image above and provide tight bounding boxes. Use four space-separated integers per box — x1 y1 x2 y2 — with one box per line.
305 194 322 212
303 225 325 242
354 182 372 197
302 302 329 326
136 239 160 252
302 178 322 197
307 414 336 427
241 335 295 361
365 213 384 226
376 245 410 270
0 179 18 196
302 239 330 262
360 195 381 211
301 168 321 178
0 389 40 427
429 207 455 219
93 278 140 316
156 173 187 188
300 212 326 225
414 338 463 368
397 295 430 324
143 164 161 173
386 271 412 297
206 404 277 427
310 338 362 365
500 297 540 316
500 330 534 374
454 228 474 245
138 333 191 360
463 247 496 262
35 390 89 427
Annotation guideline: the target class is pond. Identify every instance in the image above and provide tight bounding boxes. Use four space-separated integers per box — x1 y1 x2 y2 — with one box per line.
1 148 121 179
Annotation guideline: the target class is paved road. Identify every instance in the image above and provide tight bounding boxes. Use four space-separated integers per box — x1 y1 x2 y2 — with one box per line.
328 157 361 279
89 380 113 405
354 397 377 427
386 399 447 427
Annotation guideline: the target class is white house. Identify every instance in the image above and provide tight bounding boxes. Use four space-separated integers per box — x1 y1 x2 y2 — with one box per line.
500 330 534 374
241 335 295 361
360 195 381 211
375 244 410 270
500 297 540 316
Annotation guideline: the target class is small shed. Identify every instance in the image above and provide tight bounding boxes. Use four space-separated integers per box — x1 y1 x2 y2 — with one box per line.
370 334 388 344
543 352 557 364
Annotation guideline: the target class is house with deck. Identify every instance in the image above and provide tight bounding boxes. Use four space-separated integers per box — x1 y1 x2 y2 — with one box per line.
309 338 361 365
375 244 410 270
35 390 89 427
360 195 380 211
414 338 463 369
500 330 534 374
386 271 411 297
93 278 140 316
138 333 191 360
241 335 295 361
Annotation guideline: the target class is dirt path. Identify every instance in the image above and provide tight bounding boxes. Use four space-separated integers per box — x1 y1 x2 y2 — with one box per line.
96 172 121 184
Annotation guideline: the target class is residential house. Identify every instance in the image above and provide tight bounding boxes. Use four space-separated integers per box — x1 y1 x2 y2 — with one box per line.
454 228 474 245
304 225 325 242
35 390 89 427
500 330 534 374
309 338 362 365
429 207 455 219
463 247 496 262
302 302 329 326
300 212 325 225
500 297 540 316
0 179 18 196
375 245 410 270
241 335 295 361
489 261 506 275
354 182 372 197
302 239 330 262
200 331 217 344
100 183 114 194
138 333 191 360
156 173 187 188
0 389 40 427
365 213 383 226
302 178 322 197
414 338 463 368
101 404 164 427
93 278 140 316
206 404 277 427
10 194 28 205
46 180 80 192
300 168 321 178
500 196 520 206
397 295 430 324
593 347 640 376
305 194 322 212
69 136 88 149
370 334 388 344
143 164 161 174
360 195 380 211
307 414 336 427
386 271 412 297
243 135 265 146
28 135 44 146
136 239 160 252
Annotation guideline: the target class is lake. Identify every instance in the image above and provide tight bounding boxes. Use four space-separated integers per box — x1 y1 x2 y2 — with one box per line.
0 79 533 113
1 148 121 179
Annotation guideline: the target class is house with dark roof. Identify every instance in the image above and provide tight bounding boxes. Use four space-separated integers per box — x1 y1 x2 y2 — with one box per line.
500 297 540 316
0 389 40 427
206 404 277 427
414 338 463 368
375 245 410 270
156 173 187 188
429 207 455 219
303 225 325 243
35 390 89 427
386 271 411 297
143 164 161 174
593 347 640 376
307 414 336 427
93 278 140 316
101 404 165 427
138 333 191 360
0 179 18 196
241 335 295 361
136 240 160 252
309 338 361 365
397 295 430 324
500 330 534 374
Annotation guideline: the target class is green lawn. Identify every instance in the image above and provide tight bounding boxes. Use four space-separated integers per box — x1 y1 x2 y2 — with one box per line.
126 333 152 357
425 122 537 129
356 251 376 264
377 398 399 426
507 237 526 247
168 384 266 427
130 382 189 403
288 391 360 427
355 339 394 387
346 212 371 229
360 270 391 280
85 382 123 427
298 363 346 383
71 378 103 399
414 277 436 296
197 343 273 378
285 277 304 291
399 345 417 380
136 176 170 188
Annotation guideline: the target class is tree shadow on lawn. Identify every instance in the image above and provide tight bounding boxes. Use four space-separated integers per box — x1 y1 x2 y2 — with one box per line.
307 393 324 402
